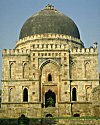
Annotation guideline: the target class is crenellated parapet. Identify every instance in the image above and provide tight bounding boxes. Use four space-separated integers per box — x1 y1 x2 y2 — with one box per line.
16 33 84 49
2 46 98 55
30 43 98 54
70 47 98 54
2 49 30 55
31 43 69 50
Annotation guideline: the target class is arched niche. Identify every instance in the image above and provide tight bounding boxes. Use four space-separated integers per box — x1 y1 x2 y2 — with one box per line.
9 87 15 102
23 62 29 79
40 59 60 83
39 59 60 102
9 62 16 79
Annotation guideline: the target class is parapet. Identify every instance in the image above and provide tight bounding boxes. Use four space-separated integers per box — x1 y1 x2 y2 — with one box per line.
31 43 69 50
16 33 83 48
2 49 30 55
70 47 98 54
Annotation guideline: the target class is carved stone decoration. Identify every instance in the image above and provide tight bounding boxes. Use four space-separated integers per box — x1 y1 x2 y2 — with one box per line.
38 58 61 68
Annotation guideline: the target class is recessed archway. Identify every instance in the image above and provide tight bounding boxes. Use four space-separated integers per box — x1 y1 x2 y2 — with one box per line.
73 113 80 117
46 114 53 117
45 90 56 107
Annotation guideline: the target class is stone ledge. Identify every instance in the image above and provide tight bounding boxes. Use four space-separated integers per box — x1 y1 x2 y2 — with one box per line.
62 79 99 81
1 79 39 82
1 102 42 104
58 101 92 104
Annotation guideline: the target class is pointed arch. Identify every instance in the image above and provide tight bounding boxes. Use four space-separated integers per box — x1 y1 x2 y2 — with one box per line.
84 61 90 78
86 86 92 101
23 62 29 78
39 59 60 72
39 59 60 102
23 88 28 102
70 60 77 79
10 62 16 79
72 88 77 101
39 59 60 82
9 88 14 102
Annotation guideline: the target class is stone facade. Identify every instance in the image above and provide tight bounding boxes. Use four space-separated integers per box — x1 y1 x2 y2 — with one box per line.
0 5 99 118
92 85 100 117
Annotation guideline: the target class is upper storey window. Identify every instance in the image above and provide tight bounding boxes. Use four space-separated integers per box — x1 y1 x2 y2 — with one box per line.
23 88 28 102
48 74 52 81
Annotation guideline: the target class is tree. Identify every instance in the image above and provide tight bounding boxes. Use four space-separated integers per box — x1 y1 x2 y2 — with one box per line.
46 97 54 107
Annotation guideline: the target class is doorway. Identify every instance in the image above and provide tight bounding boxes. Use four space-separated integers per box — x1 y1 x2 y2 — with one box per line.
45 90 56 107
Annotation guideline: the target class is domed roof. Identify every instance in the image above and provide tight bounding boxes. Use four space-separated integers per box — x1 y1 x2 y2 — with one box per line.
19 4 80 39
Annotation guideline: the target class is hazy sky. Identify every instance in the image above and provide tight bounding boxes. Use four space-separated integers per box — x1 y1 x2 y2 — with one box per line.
0 0 100 88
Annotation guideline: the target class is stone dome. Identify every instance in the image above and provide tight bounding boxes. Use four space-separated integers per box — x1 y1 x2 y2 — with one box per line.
19 4 80 39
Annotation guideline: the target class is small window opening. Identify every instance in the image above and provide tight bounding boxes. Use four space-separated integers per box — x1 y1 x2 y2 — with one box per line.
48 74 52 81
23 88 28 102
72 88 77 101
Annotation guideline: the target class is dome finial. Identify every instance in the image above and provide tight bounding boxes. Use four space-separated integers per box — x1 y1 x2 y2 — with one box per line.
45 4 54 10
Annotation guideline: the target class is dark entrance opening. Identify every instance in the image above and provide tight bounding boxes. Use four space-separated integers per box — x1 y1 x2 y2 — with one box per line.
46 114 53 117
45 90 56 107
73 114 80 117
72 88 77 101
23 88 28 102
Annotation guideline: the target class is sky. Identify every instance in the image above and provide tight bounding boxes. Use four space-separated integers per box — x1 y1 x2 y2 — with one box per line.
0 0 100 88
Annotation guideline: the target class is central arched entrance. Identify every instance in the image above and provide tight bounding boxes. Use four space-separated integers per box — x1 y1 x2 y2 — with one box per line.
45 90 56 107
